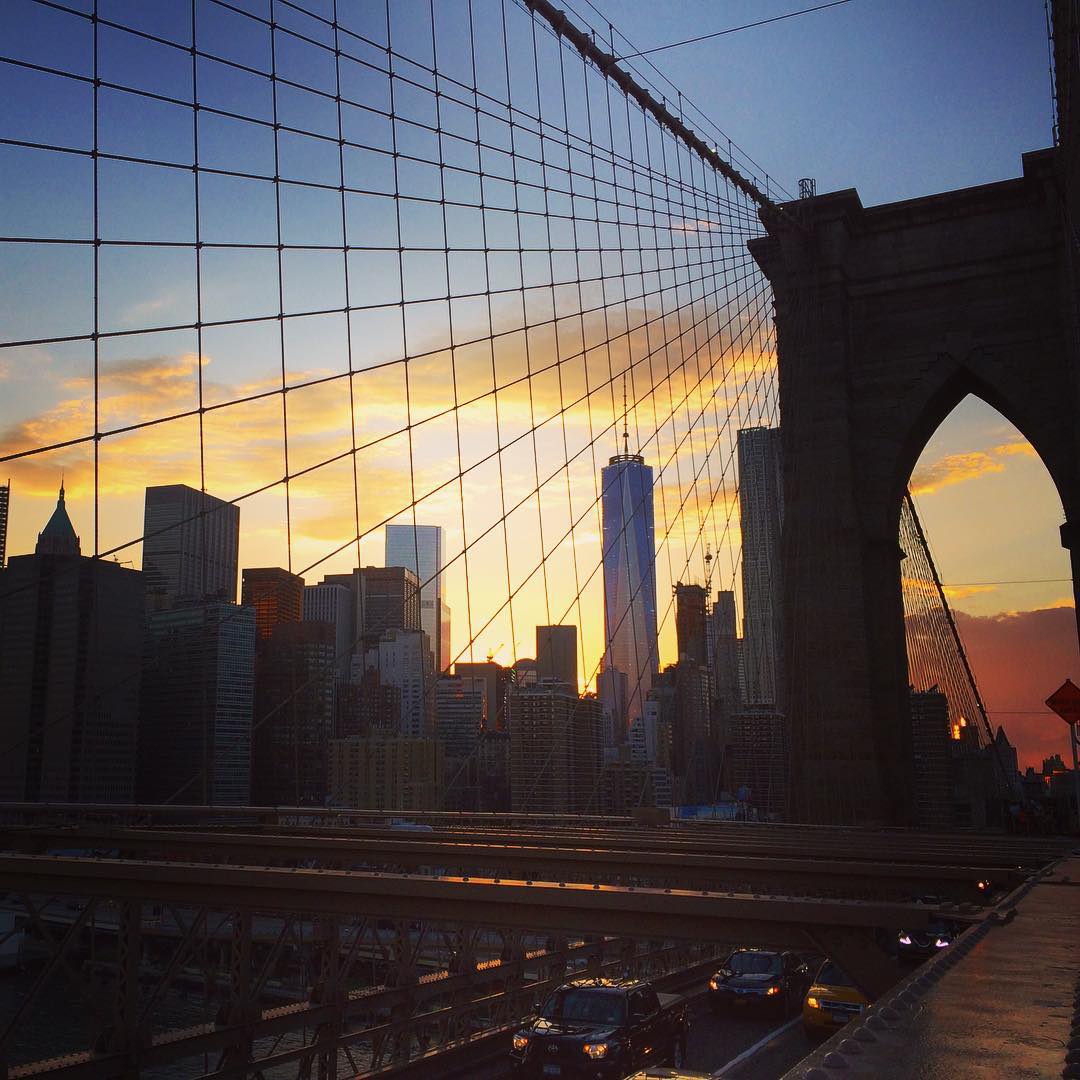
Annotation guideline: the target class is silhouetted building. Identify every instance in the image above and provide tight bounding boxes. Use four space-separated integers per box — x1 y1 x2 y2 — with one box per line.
536 625 578 692
0 486 143 802
602 449 657 727
509 684 602 813
673 660 715 804
737 427 783 706
242 567 303 641
455 660 508 731
478 730 512 811
385 524 449 671
252 621 335 806
910 688 952 828
435 675 486 759
303 582 354 678
708 590 741 742
139 602 255 805
731 706 787 819
598 664 629 753
142 484 239 607
335 662 400 740
353 566 421 647
435 674 487 809
378 628 433 738
599 757 671 812
0 479 8 569
675 583 708 666
329 735 442 810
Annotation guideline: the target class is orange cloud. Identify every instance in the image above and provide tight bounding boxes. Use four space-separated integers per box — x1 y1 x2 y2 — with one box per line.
911 440 1038 496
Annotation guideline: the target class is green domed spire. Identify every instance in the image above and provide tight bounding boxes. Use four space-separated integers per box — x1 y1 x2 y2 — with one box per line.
36 481 81 556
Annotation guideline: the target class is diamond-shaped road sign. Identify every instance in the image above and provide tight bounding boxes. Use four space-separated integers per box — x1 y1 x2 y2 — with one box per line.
1045 679 1080 726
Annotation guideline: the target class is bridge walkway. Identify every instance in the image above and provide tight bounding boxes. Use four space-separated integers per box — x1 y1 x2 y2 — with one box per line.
781 854 1080 1079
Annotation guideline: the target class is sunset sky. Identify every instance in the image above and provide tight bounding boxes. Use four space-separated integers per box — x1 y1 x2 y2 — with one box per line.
1 0 1075 770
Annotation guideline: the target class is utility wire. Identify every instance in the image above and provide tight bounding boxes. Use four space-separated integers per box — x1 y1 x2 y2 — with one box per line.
615 0 856 60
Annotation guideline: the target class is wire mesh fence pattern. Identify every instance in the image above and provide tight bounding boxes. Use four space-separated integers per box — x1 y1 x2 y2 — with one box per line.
0 0 779 789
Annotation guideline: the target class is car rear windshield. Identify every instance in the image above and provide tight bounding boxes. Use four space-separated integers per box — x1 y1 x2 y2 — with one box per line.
727 952 782 975
541 989 626 1026
817 962 853 987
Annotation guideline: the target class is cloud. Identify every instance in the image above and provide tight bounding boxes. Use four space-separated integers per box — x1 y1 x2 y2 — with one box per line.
941 583 998 601
910 440 1038 496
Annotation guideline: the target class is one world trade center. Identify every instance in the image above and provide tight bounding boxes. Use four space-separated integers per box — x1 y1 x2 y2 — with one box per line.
601 417 658 732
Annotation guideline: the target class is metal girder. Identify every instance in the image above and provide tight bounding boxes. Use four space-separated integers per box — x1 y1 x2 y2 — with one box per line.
0 854 935 944
0 802 1069 868
0 826 1019 900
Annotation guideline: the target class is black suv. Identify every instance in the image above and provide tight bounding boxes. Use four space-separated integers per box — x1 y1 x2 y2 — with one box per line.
509 976 689 1078
708 949 811 1014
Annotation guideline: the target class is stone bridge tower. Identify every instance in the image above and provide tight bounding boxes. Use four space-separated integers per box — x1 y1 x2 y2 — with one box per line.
749 150 1080 825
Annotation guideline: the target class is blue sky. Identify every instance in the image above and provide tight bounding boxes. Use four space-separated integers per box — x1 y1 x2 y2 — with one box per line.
583 0 1053 205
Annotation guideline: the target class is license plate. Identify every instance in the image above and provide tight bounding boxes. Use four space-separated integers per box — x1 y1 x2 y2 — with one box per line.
734 997 747 1006
831 1011 849 1024
542 1066 562 1077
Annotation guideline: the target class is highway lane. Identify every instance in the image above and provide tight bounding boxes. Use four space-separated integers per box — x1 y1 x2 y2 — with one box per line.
685 998 816 1078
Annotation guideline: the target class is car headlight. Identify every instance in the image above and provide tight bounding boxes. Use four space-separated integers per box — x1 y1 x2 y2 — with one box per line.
709 976 721 990
898 934 912 945
512 1033 530 1052
934 937 950 948
583 1042 612 1059
766 985 781 996
806 995 821 1009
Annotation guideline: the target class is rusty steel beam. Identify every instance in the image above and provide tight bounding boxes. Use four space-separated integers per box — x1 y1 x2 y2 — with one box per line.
0 825 1020 899
0 853 935 941
0 802 1068 868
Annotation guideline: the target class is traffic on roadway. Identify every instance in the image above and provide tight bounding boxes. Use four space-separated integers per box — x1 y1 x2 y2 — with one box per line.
507 925 960 1079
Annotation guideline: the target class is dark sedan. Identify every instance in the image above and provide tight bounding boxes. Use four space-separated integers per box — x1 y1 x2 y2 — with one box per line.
708 949 811 1014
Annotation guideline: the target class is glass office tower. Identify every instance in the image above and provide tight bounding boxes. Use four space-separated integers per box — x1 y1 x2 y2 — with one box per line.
601 451 658 730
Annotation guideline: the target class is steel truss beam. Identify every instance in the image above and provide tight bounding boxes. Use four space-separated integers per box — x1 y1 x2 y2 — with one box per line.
0 825 1019 901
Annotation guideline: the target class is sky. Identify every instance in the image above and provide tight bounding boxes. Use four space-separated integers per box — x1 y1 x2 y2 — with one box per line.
0 0 1075 771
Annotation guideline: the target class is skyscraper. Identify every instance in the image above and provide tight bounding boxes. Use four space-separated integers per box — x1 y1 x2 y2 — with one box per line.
333 566 421 650
378 628 434 738
675 583 708 666
252 621 335 806
508 683 603 814
385 524 447 671
241 567 303 641
142 484 240 607
0 479 9 570
303 582 354 678
139 602 256 805
737 427 783 706
536 624 578 691
0 486 143 802
708 589 742 745
601 447 657 728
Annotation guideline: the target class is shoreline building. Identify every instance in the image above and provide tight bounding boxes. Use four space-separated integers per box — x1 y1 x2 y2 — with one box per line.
139 602 256 805
536 624 578 692
0 479 9 569
737 427 784 707
385 524 449 672
509 682 602 813
143 484 239 608
0 485 143 802
601 443 658 731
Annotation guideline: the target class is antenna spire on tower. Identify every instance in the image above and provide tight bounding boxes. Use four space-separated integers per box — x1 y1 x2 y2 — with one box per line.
622 372 629 454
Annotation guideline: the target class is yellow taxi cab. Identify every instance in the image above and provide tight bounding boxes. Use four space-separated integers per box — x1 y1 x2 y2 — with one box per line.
801 961 868 1039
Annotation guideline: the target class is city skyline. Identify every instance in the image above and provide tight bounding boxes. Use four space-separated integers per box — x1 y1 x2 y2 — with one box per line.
0 0 1074 778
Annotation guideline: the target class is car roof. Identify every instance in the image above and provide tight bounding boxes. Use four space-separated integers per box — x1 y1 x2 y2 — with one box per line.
557 976 648 991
